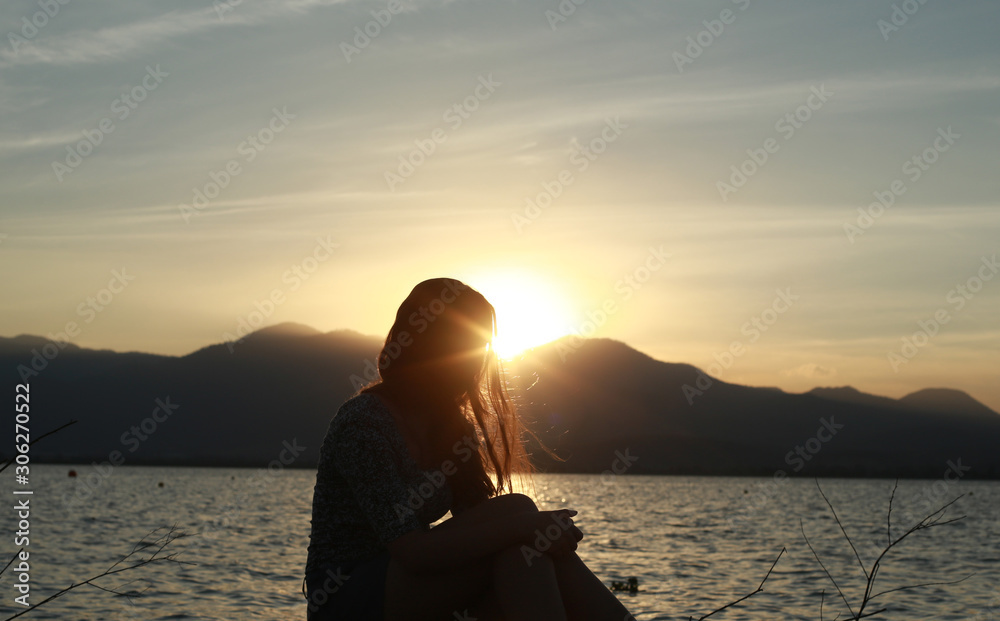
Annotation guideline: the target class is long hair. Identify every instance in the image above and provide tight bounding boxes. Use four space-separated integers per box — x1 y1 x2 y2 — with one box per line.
358 278 534 506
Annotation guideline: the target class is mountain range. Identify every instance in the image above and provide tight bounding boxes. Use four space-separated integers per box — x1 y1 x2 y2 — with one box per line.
2 322 998 479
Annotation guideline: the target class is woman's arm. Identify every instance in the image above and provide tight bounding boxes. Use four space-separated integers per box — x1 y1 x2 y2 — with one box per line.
388 502 581 574
327 398 581 573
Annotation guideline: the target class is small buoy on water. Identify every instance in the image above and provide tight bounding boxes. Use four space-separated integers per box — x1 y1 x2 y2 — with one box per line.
68 470 77 478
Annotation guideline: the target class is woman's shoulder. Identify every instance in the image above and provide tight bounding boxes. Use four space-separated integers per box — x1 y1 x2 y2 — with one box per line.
329 392 393 433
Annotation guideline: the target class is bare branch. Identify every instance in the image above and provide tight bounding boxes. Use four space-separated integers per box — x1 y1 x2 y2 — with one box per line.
689 547 785 621
886 479 898 545
869 573 974 601
800 518 856 618
815 479 868 580
807 482 969 621
0 419 78 475
1 525 191 621
854 608 888 619
0 548 25 580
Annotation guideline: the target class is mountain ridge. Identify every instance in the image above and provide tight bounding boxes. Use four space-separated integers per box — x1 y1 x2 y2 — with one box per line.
3 324 998 478
3 323 995 418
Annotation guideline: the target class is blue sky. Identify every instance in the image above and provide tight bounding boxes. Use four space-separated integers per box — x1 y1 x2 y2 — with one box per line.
1 0 998 410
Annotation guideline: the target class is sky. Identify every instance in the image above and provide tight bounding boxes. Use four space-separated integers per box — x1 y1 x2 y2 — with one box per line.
1 0 998 411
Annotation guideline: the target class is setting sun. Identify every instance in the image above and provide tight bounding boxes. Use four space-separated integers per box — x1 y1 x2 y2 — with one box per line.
468 272 575 358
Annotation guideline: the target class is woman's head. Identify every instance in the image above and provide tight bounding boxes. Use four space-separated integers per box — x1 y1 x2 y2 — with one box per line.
376 278 495 397
359 277 534 503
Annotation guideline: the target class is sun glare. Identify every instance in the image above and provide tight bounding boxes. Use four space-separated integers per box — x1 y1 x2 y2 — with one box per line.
469 272 574 359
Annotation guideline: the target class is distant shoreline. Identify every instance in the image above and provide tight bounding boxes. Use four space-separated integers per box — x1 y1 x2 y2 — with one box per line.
18 459 1000 481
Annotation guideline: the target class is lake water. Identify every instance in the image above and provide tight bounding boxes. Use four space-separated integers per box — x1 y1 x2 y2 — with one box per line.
2 465 998 620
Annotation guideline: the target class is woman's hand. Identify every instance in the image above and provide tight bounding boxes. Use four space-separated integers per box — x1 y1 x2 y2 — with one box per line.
528 509 584 558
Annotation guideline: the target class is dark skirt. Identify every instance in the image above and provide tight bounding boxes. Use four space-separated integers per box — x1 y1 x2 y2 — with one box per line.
304 551 391 620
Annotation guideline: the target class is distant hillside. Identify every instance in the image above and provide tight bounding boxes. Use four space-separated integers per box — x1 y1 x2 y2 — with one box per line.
807 386 903 411
1 325 381 467
2 324 998 478
808 385 998 420
898 388 1000 419
508 338 999 478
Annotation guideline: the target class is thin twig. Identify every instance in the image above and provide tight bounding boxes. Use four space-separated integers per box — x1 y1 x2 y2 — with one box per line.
0 548 25 583
808 481 970 621
815 479 868 580
1 525 192 621
0 419 80 582
0 419 78 475
870 573 974 601
801 518 856 618
854 609 888 619
885 479 898 545
690 547 785 621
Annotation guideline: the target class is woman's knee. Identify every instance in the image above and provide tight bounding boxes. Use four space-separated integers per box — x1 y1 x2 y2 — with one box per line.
488 492 538 515
441 492 537 530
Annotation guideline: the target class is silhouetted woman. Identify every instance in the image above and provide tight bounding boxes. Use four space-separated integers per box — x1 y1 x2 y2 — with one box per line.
304 278 635 620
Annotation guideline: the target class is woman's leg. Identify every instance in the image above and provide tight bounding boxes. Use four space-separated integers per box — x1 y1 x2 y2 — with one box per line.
382 554 498 621
491 543 566 620
448 495 634 620
382 493 567 621
551 552 635 621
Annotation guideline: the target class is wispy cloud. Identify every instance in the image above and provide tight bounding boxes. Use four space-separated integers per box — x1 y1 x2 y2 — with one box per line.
0 0 351 68
1 0 997 409
2 8 224 67
781 363 838 379
0 130 83 152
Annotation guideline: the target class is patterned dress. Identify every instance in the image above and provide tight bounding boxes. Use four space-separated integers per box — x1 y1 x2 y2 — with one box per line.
305 392 454 574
